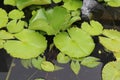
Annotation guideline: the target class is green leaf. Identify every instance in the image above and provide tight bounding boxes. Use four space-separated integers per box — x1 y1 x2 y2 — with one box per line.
0 30 14 39
7 20 25 33
29 7 73 35
63 0 82 10
8 9 24 19
41 61 54 72
4 0 16 6
16 0 51 10
0 39 5 48
34 78 45 80
32 57 44 70
57 52 70 64
0 8 8 28
4 29 47 59
104 0 120 7
54 27 95 58
53 0 62 3
81 56 101 68
21 59 32 69
70 61 80 75
81 20 103 36
102 61 120 80
99 29 120 53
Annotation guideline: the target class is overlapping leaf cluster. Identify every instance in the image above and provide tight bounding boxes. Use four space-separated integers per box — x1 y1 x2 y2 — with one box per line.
1 0 120 79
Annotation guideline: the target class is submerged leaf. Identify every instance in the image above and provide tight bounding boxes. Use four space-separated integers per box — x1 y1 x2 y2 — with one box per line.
70 61 80 75
41 61 54 72
21 59 32 69
0 8 8 28
81 20 103 36
81 56 101 68
4 29 47 59
32 57 44 70
102 61 120 80
54 27 95 58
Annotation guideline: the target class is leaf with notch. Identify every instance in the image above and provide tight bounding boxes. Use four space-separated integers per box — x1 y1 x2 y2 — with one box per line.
4 29 47 59
54 27 95 58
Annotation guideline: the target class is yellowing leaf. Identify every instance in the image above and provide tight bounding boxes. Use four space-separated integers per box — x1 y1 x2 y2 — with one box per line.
0 8 8 28
0 39 5 48
102 61 120 80
54 27 95 58
4 29 47 59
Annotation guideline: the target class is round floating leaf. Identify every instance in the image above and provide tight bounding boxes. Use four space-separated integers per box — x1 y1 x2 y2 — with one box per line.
4 29 47 59
70 61 80 75
7 20 25 33
57 52 70 64
41 61 54 72
8 9 24 19
54 27 95 58
102 61 120 80
53 0 62 3
0 8 8 28
81 56 101 68
63 0 82 10
81 20 103 36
